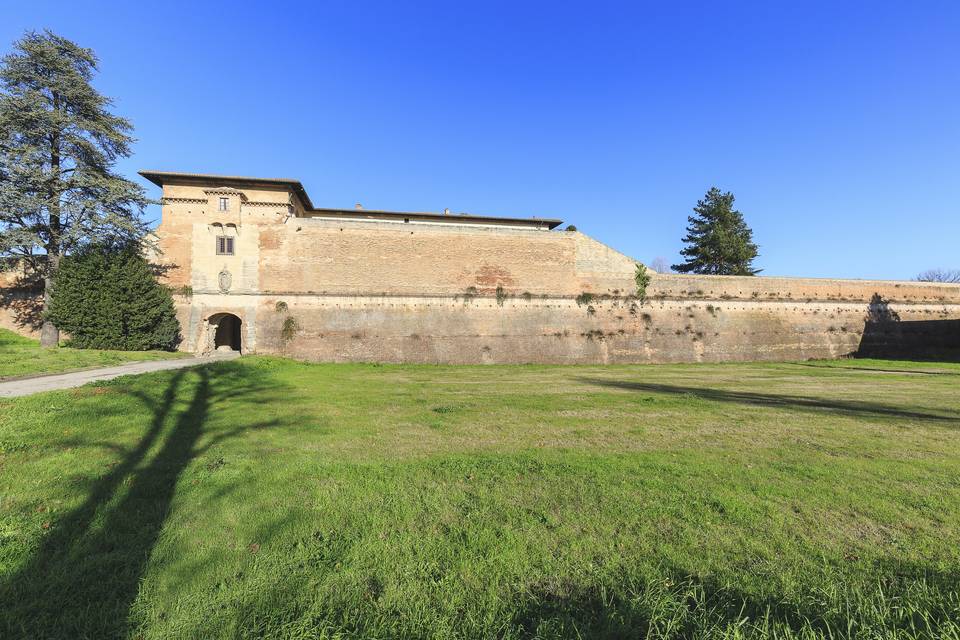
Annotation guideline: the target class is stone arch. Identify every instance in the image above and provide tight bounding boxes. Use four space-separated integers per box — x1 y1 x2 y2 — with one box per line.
206 312 243 353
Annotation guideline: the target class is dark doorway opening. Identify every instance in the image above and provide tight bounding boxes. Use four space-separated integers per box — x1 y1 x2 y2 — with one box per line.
212 313 242 352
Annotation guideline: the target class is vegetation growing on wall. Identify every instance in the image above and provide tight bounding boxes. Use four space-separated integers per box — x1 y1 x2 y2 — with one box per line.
280 316 300 343
275 300 288 313
634 263 651 303
575 292 595 307
47 242 180 350
495 286 508 307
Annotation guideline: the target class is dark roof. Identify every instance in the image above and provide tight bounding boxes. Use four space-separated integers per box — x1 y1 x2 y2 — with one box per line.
139 170 562 229
303 207 561 229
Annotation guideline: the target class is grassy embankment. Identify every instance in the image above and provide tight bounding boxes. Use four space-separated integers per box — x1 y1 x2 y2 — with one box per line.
0 328 186 380
1 356 959 638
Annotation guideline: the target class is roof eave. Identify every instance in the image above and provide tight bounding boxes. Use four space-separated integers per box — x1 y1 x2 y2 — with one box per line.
138 170 560 228
305 208 562 229
138 170 314 209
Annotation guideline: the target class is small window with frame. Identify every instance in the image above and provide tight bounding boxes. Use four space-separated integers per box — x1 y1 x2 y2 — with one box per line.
216 236 234 255
218 197 229 211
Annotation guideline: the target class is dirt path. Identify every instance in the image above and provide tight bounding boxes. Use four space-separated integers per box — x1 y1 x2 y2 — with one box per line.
0 352 240 398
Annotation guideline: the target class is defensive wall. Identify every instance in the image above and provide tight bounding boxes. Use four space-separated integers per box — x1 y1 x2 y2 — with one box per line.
184 271 960 365
2 171 958 363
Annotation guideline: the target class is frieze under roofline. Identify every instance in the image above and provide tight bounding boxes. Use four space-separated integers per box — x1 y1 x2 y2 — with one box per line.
162 197 207 204
244 200 292 208
161 196 290 208
204 186 249 201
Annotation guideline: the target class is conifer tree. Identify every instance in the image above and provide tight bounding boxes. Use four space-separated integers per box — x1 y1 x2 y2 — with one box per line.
0 30 149 346
48 242 180 351
672 187 760 275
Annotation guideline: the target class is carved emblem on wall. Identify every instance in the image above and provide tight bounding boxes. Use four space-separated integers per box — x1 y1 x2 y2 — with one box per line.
218 268 232 293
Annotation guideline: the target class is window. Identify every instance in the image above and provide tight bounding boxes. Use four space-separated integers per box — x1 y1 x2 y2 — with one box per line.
219 197 229 211
216 236 234 255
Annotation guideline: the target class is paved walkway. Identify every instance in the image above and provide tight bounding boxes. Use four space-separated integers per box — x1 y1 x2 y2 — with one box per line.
0 352 240 398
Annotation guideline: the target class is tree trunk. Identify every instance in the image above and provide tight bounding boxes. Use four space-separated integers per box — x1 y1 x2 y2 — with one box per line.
39 253 60 347
41 96 62 348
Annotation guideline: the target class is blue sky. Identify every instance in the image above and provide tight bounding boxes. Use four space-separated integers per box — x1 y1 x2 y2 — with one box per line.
2 1 958 279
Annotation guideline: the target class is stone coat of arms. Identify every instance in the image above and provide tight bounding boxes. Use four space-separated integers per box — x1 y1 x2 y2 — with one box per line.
218 268 232 293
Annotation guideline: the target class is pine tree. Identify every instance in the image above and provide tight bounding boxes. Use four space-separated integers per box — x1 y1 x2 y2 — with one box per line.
672 187 760 275
0 30 149 347
47 242 180 351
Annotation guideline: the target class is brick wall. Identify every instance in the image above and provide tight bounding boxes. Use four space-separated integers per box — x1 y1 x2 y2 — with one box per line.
6 177 957 363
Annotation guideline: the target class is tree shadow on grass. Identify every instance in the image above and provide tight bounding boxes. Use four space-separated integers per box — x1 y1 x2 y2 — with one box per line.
511 560 960 638
575 378 960 425
0 361 291 639
790 362 960 377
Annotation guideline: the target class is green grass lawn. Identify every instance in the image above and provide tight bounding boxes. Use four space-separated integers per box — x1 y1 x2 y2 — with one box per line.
1 357 959 639
0 328 187 380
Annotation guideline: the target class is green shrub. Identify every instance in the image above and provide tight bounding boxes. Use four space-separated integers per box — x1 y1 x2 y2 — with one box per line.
47 243 180 350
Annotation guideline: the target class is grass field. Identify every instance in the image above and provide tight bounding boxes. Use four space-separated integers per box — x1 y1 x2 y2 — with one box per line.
0 328 187 380
1 356 959 638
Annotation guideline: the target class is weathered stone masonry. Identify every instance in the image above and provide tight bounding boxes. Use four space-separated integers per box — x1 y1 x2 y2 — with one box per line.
5 170 957 363
148 171 960 363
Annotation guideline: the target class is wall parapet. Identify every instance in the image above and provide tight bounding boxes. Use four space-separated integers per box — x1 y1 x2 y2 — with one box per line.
648 273 960 305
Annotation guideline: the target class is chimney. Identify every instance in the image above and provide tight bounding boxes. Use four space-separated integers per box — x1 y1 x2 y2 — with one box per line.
443 208 450 216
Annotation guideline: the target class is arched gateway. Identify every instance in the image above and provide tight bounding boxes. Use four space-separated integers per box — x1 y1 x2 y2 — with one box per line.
207 313 242 353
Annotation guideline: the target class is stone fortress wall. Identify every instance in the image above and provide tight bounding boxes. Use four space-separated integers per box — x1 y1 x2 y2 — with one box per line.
226 270 960 364
150 173 960 364
3 172 959 363
0 264 42 338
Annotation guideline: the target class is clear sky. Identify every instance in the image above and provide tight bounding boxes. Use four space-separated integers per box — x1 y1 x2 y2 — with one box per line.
2 1 958 279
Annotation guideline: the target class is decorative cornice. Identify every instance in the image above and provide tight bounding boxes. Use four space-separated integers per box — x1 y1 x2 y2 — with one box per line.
162 197 206 205
244 200 290 207
204 186 248 201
